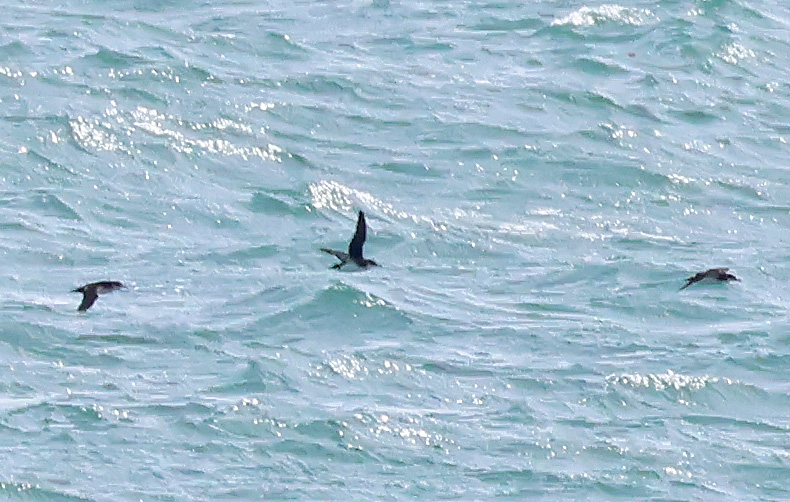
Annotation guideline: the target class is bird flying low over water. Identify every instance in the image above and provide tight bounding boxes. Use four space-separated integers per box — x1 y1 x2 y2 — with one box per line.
72 281 125 311
680 268 739 290
321 211 379 270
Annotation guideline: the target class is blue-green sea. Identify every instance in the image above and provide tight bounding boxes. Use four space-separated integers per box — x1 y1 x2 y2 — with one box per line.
1 0 790 500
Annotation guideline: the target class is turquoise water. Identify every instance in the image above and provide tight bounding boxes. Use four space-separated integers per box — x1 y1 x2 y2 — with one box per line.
1 0 790 500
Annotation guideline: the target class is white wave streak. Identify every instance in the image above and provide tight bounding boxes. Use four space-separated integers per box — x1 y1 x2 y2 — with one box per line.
131 106 282 162
552 5 656 27
718 43 756 65
606 369 733 391
310 354 419 381
345 411 457 452
70 105 283 162
309 180 443 229
70 116 132 154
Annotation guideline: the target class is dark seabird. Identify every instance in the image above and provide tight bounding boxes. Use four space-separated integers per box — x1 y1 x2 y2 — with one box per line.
680 268 739 290
72 281 125 311
321 211 379 270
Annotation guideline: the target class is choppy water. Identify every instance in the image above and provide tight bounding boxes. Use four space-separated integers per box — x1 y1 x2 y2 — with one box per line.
1 0 790 500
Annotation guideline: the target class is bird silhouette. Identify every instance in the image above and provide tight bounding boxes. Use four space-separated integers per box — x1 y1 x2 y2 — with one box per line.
321 211 379 270
72 281 125 311
680 268 739 290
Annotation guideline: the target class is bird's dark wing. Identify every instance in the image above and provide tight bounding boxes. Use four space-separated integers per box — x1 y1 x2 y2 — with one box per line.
321 248 349 262
348 211 367 260
679 272 705 290
77 289 99 311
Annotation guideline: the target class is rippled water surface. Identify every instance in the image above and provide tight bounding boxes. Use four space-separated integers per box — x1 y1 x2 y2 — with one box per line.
2 0 790 500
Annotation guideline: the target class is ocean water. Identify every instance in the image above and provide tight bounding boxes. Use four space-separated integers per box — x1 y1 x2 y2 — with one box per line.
1 0 790 500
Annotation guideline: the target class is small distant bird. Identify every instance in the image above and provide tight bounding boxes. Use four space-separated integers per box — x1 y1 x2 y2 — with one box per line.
321 211 379 270
680 268 739 290
72 281 125 311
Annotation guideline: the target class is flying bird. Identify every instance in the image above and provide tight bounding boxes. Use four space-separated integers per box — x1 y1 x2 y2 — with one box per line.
72 281 125 311
321 211 379 270
680 268 739 290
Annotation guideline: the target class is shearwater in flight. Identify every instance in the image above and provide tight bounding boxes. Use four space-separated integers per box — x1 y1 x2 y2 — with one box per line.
321 211 378 270
72 281 125 311
680 268 739 290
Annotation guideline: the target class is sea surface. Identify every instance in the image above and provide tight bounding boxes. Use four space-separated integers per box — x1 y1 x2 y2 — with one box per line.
0 0 789 500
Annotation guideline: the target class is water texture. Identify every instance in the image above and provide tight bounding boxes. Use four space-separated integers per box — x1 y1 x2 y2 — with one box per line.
1 0 789 500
